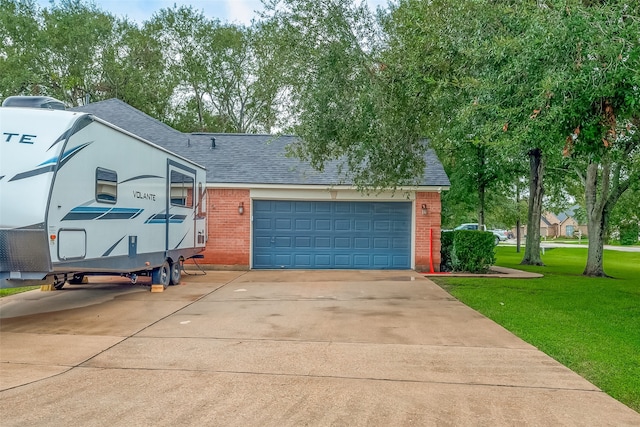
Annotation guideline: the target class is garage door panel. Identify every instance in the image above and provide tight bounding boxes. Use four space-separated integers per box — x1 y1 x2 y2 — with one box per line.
393 237 410 249
354 238 370 249
253 201 410 269
294 254 311 267
275 202 293 213
334 237 351 249
334 254 351 267
315 203 331 214
354 203 371 214
315 219 331 231
355 220 371 231
314 254 331 266
374 220 390 231
335 219 350 231
254 218 271 230
254 236 272 248
353 254 371 267
295 218 312 231
374 238 389 249
275 236 291 247
295 202 312 213
275 218 292 230
315 236 331 248
295 236 311 248
274 254 291 265
335 204 351 214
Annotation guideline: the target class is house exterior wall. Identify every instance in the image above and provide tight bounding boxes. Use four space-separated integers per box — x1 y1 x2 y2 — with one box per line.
198 188 251 269
415 191 442 272
195 187 444 271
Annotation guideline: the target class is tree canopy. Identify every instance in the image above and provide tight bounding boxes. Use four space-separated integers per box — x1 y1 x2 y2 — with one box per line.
1 0 638 276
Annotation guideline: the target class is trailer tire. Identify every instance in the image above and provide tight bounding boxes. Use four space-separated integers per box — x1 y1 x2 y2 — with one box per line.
53 274 66 290
152 261 170 289
169 260 181 286
68 274 85 285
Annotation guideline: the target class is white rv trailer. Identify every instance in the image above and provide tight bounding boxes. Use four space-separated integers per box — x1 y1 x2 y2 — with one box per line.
0 99 207 289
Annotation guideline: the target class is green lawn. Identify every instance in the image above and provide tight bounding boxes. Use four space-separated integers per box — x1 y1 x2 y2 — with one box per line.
0 286 39 297
431 246 640 413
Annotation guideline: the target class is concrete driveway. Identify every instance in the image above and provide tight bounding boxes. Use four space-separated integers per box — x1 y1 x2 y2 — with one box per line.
1 271 638 426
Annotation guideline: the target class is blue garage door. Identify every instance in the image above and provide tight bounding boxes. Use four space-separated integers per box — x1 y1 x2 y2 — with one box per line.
253 200 411 269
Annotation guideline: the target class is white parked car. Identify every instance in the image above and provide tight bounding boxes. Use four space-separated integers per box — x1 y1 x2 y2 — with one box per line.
454 223 508 245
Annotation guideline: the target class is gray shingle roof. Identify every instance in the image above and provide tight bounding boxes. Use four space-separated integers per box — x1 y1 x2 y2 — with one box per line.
72 99 450 187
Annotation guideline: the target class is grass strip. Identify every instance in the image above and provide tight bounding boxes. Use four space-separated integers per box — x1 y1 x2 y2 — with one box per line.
0 286 40 297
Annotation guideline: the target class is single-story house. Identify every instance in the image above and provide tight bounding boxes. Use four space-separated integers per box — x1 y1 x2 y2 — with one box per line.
73 99 450 271
556 207 587 237
514 207 588 239
541 212 560 238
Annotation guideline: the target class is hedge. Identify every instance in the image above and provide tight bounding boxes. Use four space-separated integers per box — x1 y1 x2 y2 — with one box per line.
450 230 496 273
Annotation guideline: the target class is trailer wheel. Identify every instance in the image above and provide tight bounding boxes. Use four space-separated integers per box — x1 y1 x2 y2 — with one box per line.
53 274 67 290
169 260 181 286
152 261 171 289
68 274 85 285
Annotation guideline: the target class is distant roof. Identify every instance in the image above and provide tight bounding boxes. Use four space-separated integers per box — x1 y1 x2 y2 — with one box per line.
556 205 580 223
72 99 450 188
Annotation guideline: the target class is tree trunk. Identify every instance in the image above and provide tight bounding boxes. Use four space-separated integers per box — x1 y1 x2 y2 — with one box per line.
521 148 544 266
477 144 486 228
478 180 486 228
516 178 521 253
583 161 608 277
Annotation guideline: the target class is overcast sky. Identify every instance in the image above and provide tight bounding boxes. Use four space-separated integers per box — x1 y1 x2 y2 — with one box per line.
36 0 390 25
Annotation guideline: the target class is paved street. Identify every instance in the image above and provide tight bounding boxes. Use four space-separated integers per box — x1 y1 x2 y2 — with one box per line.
1 271 638 426
503 239 640 252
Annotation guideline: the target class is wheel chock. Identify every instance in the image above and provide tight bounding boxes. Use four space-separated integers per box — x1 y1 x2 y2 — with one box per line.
40 284 55 291
150 284 165 293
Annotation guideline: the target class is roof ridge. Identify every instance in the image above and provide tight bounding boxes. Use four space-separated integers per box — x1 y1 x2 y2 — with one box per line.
99 98 184 137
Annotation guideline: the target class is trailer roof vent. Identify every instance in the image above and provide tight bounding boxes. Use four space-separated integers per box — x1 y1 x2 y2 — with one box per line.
2 96 66 110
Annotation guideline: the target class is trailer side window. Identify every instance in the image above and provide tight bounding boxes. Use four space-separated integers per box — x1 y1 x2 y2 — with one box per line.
170 170 194 208
96 168 117 204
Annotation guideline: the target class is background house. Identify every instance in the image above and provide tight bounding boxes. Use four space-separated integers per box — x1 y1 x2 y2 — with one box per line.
556 206 588 237
514 206 588 240
73 99 450 271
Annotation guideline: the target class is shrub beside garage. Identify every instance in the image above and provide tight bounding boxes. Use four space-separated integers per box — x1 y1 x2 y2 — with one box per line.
441 230 496 273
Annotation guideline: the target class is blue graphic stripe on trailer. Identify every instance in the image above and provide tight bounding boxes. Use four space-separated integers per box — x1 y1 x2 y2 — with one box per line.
62 207 144 221
9 165 56 181
38 142 92 167
10 143 92 182
145 214 187 224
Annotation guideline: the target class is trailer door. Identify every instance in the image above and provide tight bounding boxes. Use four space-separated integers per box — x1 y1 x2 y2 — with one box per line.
167 161 197 251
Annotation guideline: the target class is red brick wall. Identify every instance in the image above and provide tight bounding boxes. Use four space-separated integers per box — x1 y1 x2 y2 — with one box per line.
415 191 442 272
198 188 250 268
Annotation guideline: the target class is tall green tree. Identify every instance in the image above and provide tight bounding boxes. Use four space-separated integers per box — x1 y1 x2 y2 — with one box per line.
555 2 640 276
147 5 281 133
0 0 41 98
383 0 567 265
261 0 428 190
40 0 118 105
100 20 177 122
